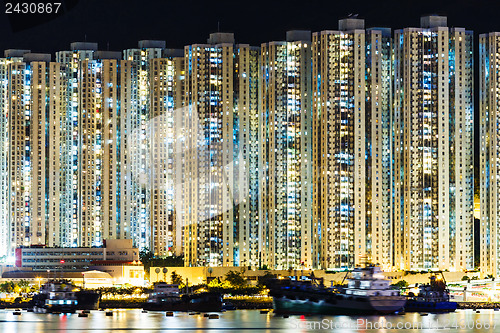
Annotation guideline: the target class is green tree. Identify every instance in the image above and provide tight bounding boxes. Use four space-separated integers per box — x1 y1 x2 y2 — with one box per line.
461 275 470 281
171 271 183 285
392 280 409 289
148 256 183 268
140 248 184 278
225 270 246 287
139 248 154 266
18 280 30 293
257 271 275 288
0 281 14 293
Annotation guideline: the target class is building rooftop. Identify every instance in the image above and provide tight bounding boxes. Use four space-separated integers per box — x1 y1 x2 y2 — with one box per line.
23 53 51 62
286 30 311 42
164 48 183 57
421 15 447 28
207 32 235 44
339 18 365 31
4 49 31 58
138 40 166 49
95 51 122 60
70 42 98 51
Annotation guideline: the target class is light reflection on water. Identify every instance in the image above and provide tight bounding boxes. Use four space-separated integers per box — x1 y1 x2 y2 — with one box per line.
0 308 498 332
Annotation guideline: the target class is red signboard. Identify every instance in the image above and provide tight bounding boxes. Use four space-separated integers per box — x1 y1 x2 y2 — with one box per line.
15 248 22 267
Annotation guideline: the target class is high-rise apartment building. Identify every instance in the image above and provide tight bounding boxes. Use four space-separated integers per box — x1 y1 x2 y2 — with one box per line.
0 55 9 257
56 42 97 247
146 55 184 257
0 51 66 255
123 41 164 254
6 52 37 251
312 19 393 270
0 41 187 257
183 33 260 267
28 54 61 248
56 44 127 248
480 32 500 276
123 41 184 256
394 15 474 271
260 31 314 270
0 22 478 271
45 60 67 248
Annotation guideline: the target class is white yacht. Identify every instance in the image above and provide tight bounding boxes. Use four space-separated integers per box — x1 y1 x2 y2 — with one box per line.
146 282 181 304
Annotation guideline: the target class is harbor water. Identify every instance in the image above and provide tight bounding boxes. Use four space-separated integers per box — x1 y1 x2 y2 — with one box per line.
1 308 500 332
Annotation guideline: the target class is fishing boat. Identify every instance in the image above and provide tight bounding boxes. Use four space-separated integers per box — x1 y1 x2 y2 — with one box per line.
32 280 79 313
75 289 100 310
143 282 222 312
405 274 457 313
32 280 100 313
269 265 406 315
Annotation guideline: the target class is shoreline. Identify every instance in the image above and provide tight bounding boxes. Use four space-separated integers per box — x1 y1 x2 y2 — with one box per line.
11 298 498 311
99 299 273 310
3 301 500 312
457 302 500 310
0 299 274 310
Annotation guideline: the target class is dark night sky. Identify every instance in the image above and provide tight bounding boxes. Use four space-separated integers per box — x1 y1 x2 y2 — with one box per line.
0 0 498 52
0 0 495 187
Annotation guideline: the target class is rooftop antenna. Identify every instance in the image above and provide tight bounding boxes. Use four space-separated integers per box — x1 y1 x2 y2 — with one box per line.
107 41 110 51
84 34 87 42
217 21 220 32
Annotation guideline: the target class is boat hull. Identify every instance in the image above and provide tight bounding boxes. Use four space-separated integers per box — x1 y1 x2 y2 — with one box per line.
143 302 220 312
31 289 100 313
273 295 406 315
33 304 77 314
76 291 100 310
405 300 457 313
144 293 223 312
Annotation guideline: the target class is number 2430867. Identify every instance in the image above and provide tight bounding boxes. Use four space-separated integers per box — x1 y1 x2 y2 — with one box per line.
5 2 62 14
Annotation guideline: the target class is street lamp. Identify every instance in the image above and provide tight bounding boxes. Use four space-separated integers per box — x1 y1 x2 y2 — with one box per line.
155 268 160 282
163 268 168 283
208 267 213 283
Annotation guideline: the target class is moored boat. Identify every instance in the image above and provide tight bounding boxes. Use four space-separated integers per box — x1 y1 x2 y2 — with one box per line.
76 289 100 310
405 274 457 313
269 265 406 315
32 280 100 313
32 280 78 313
143 282 222 312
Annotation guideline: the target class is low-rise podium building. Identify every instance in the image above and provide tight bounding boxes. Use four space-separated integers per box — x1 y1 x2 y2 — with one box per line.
14 239 139 271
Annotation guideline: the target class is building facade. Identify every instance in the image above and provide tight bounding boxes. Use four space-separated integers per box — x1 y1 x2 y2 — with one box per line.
15 239 139 271
0 23 478 272
56 45 128 248
394 15 474 271
183 33 260 267
0 51 66 256
260 31 314 270
0 42 187 258
123 41 184 256
480 32 500 276
312 19 393 270
56 42 97 247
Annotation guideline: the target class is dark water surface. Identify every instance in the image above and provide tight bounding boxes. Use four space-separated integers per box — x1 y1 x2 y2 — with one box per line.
0 308 499 332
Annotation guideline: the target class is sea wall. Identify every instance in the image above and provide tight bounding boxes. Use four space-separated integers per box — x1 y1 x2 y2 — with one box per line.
150 266 480 286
